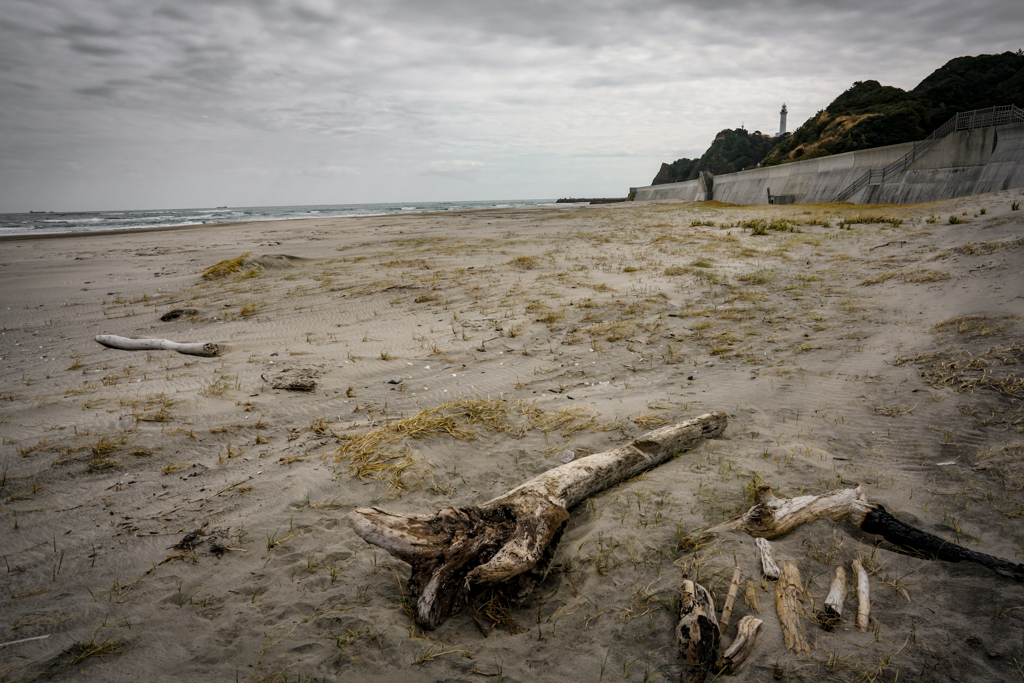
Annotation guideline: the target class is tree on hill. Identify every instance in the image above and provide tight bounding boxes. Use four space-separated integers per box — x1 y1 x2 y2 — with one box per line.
651 128 778 185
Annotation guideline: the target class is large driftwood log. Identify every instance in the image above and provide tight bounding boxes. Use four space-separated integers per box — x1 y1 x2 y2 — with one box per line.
350 412 728 630
701 485 1024 581
677 580 721 683
774 560 809 657
95 334 220 357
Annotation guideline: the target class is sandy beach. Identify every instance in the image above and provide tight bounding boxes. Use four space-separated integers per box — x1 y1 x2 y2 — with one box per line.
2 191 1024 682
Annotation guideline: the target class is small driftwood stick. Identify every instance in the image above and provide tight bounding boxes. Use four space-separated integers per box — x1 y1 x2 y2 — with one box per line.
677 580 721 683
351 412 727 630
815 566 846 631
96 334 219 357
704 485 1024 581
853 559 870 632
774 560 809 657
755 537 780 580
720 559 741 629
719 615 763 674
743 582 759 613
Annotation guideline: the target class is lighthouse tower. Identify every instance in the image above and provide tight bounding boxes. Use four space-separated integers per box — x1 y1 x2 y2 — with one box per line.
779 104 788 136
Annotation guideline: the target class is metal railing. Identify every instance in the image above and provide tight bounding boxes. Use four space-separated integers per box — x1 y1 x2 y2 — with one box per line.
833 104 1024 202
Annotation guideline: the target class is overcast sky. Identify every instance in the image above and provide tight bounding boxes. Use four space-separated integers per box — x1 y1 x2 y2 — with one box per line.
1 0 1020 212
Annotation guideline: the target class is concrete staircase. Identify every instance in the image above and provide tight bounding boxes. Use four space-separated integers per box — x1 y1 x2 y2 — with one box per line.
833 105 1024 202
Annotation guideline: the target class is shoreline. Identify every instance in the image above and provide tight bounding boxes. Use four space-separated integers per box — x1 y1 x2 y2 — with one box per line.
2 189 1024 682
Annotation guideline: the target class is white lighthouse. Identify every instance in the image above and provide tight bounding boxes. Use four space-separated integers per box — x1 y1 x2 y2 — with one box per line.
779 104 788 136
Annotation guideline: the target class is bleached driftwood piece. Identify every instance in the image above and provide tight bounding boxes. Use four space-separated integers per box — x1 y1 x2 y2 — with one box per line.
677 580 721 683
853 559 870 632
774 560 809 657
816 566 846 630
703 485 871 540
95 334 219 357
755 537 780 580
743 583 759 613
350 412 728 630
719 615 764 674
720 560 741 629
701 485 1024 581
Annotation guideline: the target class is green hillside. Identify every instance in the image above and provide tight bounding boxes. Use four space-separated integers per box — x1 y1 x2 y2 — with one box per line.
763 51 1024 166
652 51 1024 183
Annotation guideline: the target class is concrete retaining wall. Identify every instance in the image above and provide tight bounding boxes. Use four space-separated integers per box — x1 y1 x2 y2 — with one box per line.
633 122 1024 205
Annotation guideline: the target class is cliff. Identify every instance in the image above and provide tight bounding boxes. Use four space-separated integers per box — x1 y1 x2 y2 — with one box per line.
652 128 778 185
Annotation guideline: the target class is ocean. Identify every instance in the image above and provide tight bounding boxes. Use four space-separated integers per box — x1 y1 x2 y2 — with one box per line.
0 199 566 237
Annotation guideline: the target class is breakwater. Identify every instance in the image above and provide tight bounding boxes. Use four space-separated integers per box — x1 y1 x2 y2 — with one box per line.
556 197 628 204
632 121 1024 205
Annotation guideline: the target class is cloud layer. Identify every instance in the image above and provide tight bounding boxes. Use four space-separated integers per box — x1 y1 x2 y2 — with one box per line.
1 0 1020 211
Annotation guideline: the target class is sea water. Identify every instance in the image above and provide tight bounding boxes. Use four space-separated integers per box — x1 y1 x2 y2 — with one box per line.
0 200 565 237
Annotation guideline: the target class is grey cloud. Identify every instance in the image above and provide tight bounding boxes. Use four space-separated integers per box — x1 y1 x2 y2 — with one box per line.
1 0 1020 212
76 85 117 97
70 42 125 57
153 6 191 21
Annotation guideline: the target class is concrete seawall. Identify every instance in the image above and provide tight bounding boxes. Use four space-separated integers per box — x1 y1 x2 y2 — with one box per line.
633 122 1024 205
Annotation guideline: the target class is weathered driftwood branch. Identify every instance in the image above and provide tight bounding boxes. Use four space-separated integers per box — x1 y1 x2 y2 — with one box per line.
703 485 871 540
677 580 721 683
702 485 1024 581
350 412 728 630
816 565 846 630
853 559 870 632
775 560 809 657
95 334 220 357
719 615 763 674
755 537 780 580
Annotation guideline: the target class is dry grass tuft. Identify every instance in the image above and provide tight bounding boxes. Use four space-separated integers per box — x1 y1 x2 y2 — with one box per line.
935 315 1017 338
201 252 255 280
507 255 540 270
931 237 1024 260
859 268 950 286
334 398 606 493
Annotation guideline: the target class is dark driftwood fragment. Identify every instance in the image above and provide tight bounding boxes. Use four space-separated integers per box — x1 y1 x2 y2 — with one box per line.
159 308 199 321
677 580 721 683
350 412 728 630
857 505 1024 580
